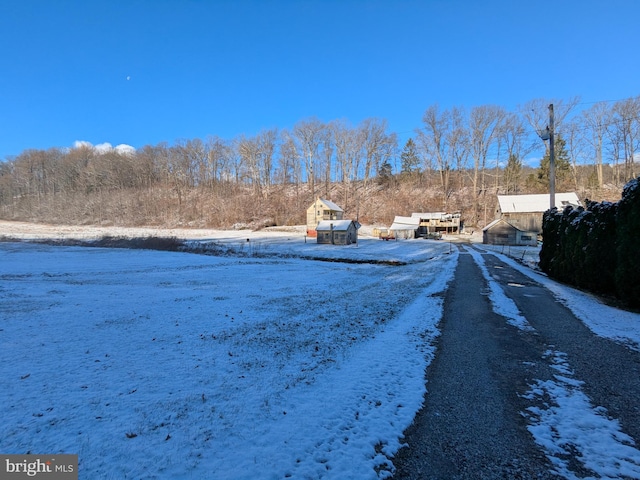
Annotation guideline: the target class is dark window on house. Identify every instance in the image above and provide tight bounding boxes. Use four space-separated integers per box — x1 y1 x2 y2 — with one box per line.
521 235 532 240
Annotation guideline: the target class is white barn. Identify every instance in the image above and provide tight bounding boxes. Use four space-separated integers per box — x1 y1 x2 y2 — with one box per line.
496 192 581 233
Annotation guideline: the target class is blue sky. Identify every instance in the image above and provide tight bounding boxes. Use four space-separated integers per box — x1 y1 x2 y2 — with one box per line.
1 0 639 159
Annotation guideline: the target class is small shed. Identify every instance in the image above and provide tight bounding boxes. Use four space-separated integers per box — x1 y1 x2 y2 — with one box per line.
496 193 581 233
307 198 344 236
389 216 420 239
483 218 537 246
316 220 361 245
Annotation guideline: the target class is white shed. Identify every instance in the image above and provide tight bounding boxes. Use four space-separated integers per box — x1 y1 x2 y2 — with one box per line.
389 216 420 239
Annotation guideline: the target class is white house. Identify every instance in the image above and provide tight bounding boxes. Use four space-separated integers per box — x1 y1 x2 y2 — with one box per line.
306 198 344 236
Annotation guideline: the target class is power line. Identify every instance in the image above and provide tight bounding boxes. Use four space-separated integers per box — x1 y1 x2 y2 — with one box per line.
575 95 640 107
555 114 640 136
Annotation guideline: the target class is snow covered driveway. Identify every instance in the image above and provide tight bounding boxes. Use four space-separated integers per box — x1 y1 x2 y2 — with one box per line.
393 246 640 480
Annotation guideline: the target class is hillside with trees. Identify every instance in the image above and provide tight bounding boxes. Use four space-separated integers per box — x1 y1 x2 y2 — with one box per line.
1 96 637 230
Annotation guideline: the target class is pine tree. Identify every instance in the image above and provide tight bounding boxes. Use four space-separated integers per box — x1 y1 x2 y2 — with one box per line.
538 134 571 184
400 138 420 175
504 153 522 193
377 159 393 185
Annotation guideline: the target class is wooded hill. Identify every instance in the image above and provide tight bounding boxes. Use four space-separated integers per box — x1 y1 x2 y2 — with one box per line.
1 97 637 229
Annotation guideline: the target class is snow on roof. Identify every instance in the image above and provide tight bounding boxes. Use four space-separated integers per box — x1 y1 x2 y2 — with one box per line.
483 218 503 231
389 216 420 231
482 218 525 232
316 198 343 212
497 193 581 214
315 220 357 231
411 212 460 220
411 212 446 219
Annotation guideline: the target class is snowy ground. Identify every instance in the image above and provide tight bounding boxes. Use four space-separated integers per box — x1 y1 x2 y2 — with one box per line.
1 221 639 479
0 223 456 479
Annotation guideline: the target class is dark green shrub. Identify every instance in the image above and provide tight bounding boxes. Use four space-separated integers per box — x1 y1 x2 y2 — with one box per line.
541 177 639 307
582 200 617 294
615 177 640 308
539 208 561 274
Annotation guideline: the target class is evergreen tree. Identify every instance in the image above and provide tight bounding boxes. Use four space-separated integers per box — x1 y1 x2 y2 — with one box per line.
504 153 522 193
538 134 571 184
400 138 420 175
377 159 393 185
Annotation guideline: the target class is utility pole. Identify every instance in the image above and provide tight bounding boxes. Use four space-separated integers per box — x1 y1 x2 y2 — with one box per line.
548 104 556 210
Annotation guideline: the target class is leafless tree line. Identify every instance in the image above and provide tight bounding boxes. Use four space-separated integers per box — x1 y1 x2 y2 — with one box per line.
1 96 638 228
1 118 396 196
414 96 639 224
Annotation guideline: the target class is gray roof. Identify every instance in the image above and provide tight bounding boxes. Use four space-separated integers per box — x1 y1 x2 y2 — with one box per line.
483 218 524 232
316 198 343 212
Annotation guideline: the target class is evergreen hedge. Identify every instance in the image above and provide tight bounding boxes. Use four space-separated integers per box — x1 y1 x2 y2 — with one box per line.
540 176 639 309
615 178 640 307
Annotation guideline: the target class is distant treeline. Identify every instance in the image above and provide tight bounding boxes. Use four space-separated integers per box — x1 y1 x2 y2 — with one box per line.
540 176 640 309
1 96 638 228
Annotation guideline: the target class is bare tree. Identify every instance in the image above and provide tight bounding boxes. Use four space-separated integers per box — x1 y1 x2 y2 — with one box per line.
204 135 231 186
605 120 624 187
563 119 588 191
469 105 506 225
359 118 396 188
293 117 325 201
258 128 278 191
418 105 453 209
448 107 469 194
500 112 532 194
581 102 611 189
611 96 640 182
331 119 362 209
278 129 300 187
320 126 334 197
237 134 262 196
519 97 581 137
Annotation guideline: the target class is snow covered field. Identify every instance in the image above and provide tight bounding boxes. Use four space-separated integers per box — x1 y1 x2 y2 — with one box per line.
0 226 456 479
2 222 640 479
